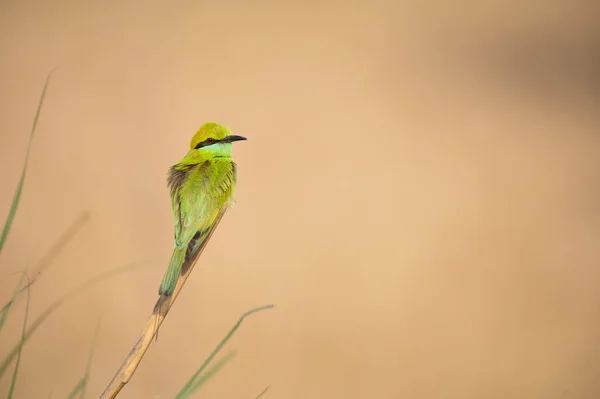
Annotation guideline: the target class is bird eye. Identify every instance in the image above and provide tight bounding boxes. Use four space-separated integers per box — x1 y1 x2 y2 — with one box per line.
206 138 214 144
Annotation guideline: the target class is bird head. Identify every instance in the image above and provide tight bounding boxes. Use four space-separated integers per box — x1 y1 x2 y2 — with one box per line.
185 122 246 161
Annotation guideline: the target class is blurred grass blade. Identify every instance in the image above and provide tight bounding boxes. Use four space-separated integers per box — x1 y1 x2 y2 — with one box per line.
255 386 271 399
175 304 274 398
0 70 55 254
65 319 100 399
0 273 26 332
64 378 85 399
8 277 31 399
78 319 101 399
176 351 237 398
0 261 146 381
1 213 90 317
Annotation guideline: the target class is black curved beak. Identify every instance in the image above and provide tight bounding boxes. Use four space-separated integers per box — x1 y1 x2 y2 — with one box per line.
222 135 247 143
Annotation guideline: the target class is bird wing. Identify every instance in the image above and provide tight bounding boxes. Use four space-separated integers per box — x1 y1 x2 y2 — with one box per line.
168 160 236 252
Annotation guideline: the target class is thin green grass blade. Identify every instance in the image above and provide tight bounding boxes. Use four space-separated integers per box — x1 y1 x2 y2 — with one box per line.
0 260 146 381
64 319 100 399
8 277 31 399
0 70 55 254
64 378 85 399
0 273 26 333
175 304 274 398
79 319 101 399
254 386 271 399
176 351 237 399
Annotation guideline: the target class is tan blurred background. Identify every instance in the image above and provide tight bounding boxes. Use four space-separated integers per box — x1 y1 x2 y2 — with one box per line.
1 1 599 398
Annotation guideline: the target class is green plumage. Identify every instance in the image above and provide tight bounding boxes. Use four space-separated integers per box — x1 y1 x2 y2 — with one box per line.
158 123 245 296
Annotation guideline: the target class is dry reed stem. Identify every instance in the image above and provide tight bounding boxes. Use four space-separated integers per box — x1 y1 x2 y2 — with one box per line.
99 210 227 399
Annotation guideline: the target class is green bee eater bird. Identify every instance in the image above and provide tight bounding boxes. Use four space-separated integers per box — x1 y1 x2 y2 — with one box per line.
159 122 246 296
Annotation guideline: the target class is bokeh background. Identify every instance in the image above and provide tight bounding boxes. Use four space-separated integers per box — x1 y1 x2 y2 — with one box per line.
1 1 599 398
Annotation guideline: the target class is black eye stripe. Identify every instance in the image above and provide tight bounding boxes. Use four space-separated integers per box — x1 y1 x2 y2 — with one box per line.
194 138 220 149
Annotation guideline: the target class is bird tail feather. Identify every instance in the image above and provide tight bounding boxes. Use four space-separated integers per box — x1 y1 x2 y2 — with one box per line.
159 247 186 296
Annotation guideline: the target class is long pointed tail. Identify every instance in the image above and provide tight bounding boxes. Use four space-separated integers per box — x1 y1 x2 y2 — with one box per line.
159 247 186 296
